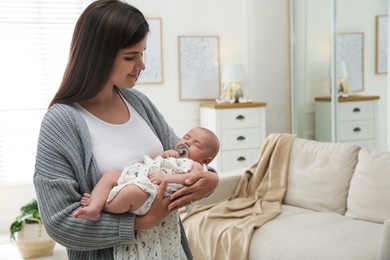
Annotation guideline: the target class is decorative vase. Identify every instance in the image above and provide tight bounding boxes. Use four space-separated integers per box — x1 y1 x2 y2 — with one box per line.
15 223 56 259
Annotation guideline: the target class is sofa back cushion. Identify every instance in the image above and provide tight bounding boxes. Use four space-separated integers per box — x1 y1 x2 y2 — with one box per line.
284 138 360 214
345 148 390 223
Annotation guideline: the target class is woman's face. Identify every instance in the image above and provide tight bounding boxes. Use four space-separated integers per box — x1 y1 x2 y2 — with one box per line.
108 37 147 89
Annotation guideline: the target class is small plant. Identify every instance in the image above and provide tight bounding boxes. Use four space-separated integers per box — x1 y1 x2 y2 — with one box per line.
10 199 41 241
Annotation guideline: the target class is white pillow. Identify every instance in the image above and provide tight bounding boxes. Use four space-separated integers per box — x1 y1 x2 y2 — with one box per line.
284 138 360 214
345 148 390 223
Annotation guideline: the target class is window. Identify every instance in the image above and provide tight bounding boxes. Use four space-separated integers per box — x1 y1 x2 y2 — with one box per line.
0 0 87 183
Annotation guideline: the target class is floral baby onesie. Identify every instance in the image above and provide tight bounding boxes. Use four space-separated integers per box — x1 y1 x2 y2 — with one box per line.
111 155 193 260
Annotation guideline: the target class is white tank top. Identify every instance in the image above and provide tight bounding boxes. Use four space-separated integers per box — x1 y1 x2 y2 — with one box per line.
75 98 164 174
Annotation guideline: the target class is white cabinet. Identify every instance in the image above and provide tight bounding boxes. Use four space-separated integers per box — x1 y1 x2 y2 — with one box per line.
315 96 380 148
200 102 267 172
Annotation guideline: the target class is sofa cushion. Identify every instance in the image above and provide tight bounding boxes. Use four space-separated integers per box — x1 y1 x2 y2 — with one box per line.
249 205 383 260
284 138 360 214
345 148 390 223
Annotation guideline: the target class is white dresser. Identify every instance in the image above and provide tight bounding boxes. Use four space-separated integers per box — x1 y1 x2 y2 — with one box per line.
200 102 267 172
315 95 380 148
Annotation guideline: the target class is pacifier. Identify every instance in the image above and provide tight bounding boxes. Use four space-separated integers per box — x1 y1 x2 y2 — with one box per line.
175 143 189 158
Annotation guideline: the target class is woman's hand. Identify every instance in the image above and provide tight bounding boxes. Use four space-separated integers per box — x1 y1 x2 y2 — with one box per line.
134 180 171 230
168 171 219 211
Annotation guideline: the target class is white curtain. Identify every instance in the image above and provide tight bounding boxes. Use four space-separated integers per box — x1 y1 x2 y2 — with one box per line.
0 0 87 182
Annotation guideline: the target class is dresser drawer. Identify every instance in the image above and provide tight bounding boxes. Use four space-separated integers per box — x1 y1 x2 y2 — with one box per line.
338 101 375 121
221 128 261 150
200 102 267 171
338 120 374 141
221 149 260 171
220 108 261 129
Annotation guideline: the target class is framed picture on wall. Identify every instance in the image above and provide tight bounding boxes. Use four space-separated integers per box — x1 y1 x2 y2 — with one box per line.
337 33 364 92
178 36 220 100
138 18 163 84
376 15 388 74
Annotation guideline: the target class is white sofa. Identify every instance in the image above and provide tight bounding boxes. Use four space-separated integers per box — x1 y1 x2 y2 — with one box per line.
198 138 390 260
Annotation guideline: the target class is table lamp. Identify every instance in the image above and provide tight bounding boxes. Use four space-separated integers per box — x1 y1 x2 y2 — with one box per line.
219 64 246 103
337 60 350 95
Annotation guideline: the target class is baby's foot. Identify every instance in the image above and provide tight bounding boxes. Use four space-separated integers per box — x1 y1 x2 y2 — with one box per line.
73 206 101 221
81 193 91 207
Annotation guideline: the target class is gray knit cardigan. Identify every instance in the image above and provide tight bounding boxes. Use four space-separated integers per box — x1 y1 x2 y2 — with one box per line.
33 88 192 260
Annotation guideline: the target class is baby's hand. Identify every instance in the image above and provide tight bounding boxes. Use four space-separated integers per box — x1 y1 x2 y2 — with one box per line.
161 150 179 159
149 170 165 185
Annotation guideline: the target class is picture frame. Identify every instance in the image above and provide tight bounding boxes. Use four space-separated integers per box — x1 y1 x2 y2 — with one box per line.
376 15 388 74
178 36 220 100
137 18 163 84
336 33 364 92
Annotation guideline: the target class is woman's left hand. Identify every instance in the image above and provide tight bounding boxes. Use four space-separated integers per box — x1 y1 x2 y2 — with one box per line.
168 171 219 211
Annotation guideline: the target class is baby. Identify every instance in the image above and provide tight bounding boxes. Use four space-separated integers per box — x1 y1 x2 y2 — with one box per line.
73 127 219 260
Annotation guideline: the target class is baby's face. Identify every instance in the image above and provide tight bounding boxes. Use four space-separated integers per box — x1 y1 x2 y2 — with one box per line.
177 128 210 164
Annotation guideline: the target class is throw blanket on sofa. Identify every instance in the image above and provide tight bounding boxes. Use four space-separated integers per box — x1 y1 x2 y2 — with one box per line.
182 133 295 260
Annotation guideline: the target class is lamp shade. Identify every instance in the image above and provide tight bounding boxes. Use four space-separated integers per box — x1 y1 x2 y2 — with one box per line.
337 60 348 78
221 64 246 83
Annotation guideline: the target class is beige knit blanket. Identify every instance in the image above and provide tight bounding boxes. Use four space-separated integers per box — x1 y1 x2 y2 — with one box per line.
182 133 295 260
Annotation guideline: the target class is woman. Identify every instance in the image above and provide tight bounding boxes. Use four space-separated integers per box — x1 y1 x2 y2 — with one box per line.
33 1 219 259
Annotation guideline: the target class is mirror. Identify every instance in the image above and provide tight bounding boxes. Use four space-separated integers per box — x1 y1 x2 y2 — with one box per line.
290 0 389 151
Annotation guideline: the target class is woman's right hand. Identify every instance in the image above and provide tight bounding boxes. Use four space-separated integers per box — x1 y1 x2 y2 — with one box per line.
134 179 171 230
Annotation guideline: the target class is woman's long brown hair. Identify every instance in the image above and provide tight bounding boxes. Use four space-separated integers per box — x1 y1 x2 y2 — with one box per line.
49 0 149 107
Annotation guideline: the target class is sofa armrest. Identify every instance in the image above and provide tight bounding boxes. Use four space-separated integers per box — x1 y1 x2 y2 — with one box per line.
197 168 245 206
377 219 390 260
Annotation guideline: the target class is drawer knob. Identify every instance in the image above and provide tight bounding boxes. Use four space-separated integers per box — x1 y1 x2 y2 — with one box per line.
353 127 361 132
236 115 245 120
353 107 361 113
237 156 246 161
236 136 246 141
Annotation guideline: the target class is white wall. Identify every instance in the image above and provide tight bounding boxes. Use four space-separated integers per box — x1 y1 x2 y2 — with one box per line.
130 0 250 136
246 0 290 134
0 0 290 235
129 0 289 136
